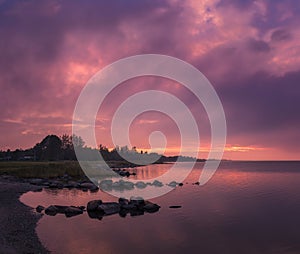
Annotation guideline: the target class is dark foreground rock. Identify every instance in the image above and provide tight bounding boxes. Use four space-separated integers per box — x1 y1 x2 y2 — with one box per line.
87 200 103 211
87 197 161 219
0 176 49 253
36 205 45 213
98 202 121 215
25 176 100 192
65 206 84 217
143 202 160 213
45 205 85 217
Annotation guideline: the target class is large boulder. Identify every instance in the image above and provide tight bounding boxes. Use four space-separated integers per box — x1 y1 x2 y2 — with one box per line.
130 197 145 207
65 206 84 217
118 197 129 206
87 200 102 212
143 202 160 213
87 210 103 220
45 205 84 217
53 205 69 213
97 202 120 215
121 203 137 210
45 205 58 216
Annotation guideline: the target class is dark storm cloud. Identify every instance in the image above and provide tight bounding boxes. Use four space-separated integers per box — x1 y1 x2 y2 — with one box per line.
218 70 300 150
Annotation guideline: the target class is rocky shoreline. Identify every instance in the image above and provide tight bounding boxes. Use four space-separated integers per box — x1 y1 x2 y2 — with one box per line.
35 197 160 220
0 169 190 253
0 174 163 253
0 175 49 254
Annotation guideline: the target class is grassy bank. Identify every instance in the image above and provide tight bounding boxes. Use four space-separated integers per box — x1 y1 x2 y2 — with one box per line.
0 160 140 179
0 161 85 178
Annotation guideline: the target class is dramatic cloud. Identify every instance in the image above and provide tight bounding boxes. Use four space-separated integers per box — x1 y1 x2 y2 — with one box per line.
0 0 299 159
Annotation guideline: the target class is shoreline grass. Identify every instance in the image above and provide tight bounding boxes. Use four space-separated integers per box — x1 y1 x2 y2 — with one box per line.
0 160 165 179
0 161 85 178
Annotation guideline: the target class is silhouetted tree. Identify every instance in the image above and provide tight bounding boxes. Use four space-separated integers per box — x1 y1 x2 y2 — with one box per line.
35 135 62 161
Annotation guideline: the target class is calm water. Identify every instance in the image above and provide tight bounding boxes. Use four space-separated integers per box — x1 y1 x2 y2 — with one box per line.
21 161 300 254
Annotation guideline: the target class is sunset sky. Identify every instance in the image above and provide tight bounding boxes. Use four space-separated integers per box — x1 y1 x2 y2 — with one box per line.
0 0 299 160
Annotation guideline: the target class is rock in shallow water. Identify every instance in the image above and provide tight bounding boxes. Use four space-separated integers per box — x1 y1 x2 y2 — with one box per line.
87 200 102 212
152 180 163 187
118 197 129 206
44 198 161 219
36 205 45 213
169 205 182 209
44 205 85 217
143 202 161 213
45 205 58 216
167 181 179 187
135 181 147 189
97 202 121 215
64 206 84 217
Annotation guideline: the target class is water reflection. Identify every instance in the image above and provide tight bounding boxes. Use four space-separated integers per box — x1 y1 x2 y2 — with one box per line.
21 161 300 254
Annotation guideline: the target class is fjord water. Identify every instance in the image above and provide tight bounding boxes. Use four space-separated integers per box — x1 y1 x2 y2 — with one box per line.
21 161 300 254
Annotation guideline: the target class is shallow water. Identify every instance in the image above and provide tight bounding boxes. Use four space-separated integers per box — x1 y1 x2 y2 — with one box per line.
21 161 300 254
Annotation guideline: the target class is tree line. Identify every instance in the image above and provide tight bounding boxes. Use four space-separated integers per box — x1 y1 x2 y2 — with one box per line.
0 134 203 163
0 134 84 161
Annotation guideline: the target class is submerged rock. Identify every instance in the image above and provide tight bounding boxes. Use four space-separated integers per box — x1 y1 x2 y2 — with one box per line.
169 205 182 209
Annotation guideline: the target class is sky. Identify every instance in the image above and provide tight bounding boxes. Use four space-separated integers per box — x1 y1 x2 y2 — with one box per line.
0 0 299 160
